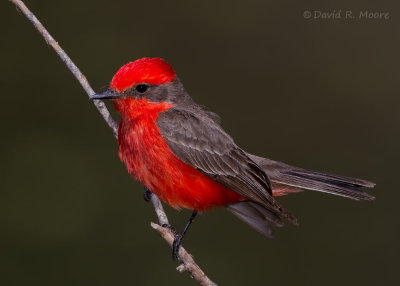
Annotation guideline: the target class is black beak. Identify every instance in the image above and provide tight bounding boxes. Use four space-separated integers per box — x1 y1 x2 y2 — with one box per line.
90 89 121 100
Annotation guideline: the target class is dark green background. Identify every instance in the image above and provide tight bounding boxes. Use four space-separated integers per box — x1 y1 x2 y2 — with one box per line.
1 0 399 285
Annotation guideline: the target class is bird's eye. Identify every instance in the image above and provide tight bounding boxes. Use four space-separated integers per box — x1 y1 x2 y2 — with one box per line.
135 84 148 93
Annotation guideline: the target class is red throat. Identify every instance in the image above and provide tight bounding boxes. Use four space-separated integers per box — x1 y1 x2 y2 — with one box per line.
110 57 176 92
113 97 172 120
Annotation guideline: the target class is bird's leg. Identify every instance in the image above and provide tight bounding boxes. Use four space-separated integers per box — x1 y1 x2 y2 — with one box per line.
172 210 198 260
143 186 152 202
143 186 197 259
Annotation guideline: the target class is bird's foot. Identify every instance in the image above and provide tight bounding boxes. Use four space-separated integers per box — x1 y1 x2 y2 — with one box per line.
172 232 183 260
143 187 152 202
162 223 177 235
161 224 182 259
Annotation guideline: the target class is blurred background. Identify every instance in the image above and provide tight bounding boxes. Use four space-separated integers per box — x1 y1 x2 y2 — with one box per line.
1 0 399 285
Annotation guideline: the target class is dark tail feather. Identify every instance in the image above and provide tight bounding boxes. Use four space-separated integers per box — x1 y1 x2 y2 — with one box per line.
277 169 375 200
227 201 284 238
247 154 375 201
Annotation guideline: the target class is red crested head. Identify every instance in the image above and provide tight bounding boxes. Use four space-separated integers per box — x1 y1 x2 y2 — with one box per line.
110 58 176 92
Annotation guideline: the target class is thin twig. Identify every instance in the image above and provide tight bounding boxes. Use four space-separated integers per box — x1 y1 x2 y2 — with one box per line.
150 193 170 226
10 0 118 137
9 1 216 285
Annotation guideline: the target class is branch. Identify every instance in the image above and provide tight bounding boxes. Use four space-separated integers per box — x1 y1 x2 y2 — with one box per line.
9 1 216 285
11 0 118 137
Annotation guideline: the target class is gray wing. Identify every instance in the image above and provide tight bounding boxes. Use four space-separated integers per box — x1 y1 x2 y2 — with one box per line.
157 107 297 225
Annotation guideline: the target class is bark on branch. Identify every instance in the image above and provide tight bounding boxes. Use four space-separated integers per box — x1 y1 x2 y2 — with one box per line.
9 1 216 285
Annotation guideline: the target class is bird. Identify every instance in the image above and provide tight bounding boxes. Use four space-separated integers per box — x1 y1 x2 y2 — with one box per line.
90 57 375 258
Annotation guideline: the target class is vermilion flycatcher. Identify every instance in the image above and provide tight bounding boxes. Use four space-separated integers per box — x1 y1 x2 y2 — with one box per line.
91 57 375 258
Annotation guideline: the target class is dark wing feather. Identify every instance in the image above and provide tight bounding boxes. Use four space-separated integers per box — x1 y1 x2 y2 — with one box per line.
227 201 283 237
227 201 282 237
157 107 297 225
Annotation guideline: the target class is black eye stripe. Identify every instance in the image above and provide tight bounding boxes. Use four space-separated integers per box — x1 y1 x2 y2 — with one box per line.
135 84 148 93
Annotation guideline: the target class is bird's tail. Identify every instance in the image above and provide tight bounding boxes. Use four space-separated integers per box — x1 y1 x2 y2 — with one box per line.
247 154 375 201
228 154 375 237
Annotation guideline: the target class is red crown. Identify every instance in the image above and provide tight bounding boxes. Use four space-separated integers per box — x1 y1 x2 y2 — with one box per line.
110 58 176 92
